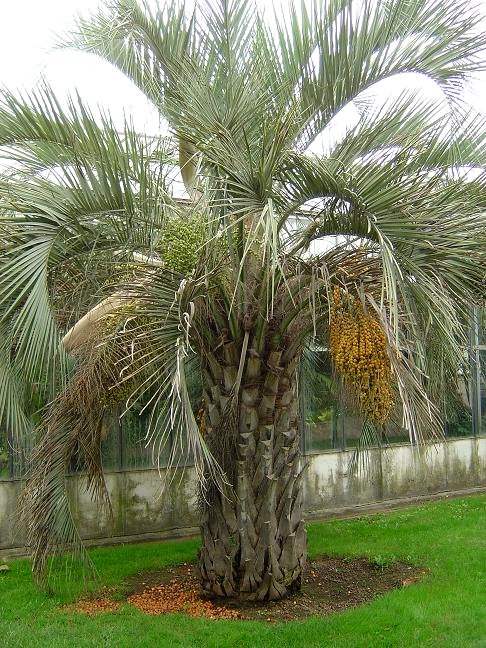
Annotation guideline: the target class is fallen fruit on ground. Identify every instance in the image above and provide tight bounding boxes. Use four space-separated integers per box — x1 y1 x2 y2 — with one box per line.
128 580 240 619
64 556 426 622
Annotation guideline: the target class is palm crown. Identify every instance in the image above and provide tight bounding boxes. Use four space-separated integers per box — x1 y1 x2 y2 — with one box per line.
0 0 485 595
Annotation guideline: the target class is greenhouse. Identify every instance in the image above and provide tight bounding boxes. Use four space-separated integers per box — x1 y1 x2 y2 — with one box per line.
1 307 484 553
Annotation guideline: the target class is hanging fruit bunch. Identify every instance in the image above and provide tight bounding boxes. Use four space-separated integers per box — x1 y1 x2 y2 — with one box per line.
157 213 207 275
106 262 140 286
329 286 394 424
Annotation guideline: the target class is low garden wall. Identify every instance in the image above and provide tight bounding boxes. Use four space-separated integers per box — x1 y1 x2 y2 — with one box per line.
1 436 485 551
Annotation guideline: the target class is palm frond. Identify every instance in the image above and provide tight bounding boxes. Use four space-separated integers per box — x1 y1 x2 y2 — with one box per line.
0 85 178 403
20 340 118 587
290 0 486 149
0 326 31 438
64 0 192 111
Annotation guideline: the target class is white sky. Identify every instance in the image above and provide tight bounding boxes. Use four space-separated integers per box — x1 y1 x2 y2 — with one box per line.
0 0 486 141
0 0 161 133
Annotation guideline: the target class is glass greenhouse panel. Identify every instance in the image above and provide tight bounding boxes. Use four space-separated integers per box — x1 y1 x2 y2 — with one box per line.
101 415 122 470
340 413 364 448
0 429 8 479
445 407 473 438
481 350 486 436
300 350 341 452
121 410 153 469
480 308 486 345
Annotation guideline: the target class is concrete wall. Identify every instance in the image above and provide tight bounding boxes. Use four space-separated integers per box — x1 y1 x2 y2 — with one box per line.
1 436 485 550
303 436 486 515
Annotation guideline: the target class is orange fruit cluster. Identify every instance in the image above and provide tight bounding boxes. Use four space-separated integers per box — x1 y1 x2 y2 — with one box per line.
329 287 393 424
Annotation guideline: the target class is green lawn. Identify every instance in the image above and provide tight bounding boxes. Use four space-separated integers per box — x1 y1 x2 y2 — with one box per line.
1 495 485 648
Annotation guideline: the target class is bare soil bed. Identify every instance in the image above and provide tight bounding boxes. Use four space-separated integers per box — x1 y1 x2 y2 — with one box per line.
69 556 426 622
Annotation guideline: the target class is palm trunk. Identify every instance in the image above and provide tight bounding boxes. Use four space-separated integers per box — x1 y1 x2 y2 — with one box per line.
198 341 306 601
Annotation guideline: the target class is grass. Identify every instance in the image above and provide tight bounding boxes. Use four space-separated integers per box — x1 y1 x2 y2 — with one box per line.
0 495 485 647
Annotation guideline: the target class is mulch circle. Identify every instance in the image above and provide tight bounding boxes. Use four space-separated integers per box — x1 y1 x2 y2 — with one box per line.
67 556 426 622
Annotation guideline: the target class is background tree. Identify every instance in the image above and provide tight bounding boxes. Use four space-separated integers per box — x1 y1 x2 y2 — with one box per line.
0 0 485 600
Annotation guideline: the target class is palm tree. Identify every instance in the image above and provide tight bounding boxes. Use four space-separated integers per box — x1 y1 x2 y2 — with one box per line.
0 0 485 600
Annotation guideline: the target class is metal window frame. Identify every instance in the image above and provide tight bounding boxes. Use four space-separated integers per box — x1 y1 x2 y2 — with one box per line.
7 426 14 479
470 306 484 437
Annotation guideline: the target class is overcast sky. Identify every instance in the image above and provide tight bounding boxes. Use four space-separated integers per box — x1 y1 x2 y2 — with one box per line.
1 0 486 141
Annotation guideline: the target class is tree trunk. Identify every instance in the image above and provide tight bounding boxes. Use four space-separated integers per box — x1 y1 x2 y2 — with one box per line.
198 341 306 601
